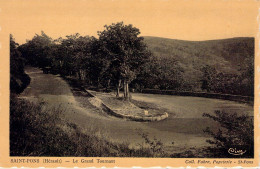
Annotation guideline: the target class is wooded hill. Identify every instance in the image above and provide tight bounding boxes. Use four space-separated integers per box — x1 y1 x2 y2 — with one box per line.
131 36 254 96
143 36 254 74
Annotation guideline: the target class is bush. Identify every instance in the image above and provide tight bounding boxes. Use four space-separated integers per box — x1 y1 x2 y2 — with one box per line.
136 130 166 157
203 110 254 158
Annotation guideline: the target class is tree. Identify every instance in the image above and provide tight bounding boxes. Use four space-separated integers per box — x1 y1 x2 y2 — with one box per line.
239 54 254 96
56 33 92 78
132 56 184 91
10 34 30 94
88 37 111 87
98 22 151 100
19 31 53 68
200 65 217 92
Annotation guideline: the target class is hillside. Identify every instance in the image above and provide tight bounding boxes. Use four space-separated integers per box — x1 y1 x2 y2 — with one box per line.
143 36 254 74
133 36 254 95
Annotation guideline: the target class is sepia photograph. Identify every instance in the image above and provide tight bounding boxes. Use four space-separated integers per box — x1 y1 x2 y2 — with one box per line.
1 0 258 167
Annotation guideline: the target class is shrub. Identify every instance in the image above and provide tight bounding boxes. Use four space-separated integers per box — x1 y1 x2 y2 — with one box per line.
203 110 254 158
136 130 167 157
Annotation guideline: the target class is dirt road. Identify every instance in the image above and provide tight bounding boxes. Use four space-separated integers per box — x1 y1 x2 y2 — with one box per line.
21 67 254 153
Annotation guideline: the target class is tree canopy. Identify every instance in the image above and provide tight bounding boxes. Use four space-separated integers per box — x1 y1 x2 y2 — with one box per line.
98 22 151 99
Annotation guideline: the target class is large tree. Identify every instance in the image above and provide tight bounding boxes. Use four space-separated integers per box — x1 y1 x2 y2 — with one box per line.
19 31 53 68
10 35 30 94
55 33 92 78
98 22 151 100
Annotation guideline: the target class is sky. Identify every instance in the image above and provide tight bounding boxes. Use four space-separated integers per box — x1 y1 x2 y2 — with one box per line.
1 0 259 44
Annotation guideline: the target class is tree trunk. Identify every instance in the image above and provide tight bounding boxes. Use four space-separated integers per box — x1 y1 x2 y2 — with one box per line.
78 71 82 80
125 81 130 101
79 69 85 81
116 79 121 97
97 77 101 88
106 79 111 91
123 79 130 101
107 79 111 88
123 80 126 98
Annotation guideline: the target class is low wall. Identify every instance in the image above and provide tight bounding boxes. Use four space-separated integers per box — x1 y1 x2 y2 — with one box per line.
140 89 254 103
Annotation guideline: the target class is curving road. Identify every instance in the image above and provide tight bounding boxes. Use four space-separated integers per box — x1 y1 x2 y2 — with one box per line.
21 67 254 153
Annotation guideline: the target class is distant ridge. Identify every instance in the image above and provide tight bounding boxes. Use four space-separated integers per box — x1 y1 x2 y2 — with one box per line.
143 36 254 74
142 36 254 42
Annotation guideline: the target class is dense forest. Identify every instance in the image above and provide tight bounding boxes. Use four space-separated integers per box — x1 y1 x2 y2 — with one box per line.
10 22 254 97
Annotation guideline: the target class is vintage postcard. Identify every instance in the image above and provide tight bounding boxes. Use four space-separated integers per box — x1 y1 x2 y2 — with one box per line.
0 0 259 167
